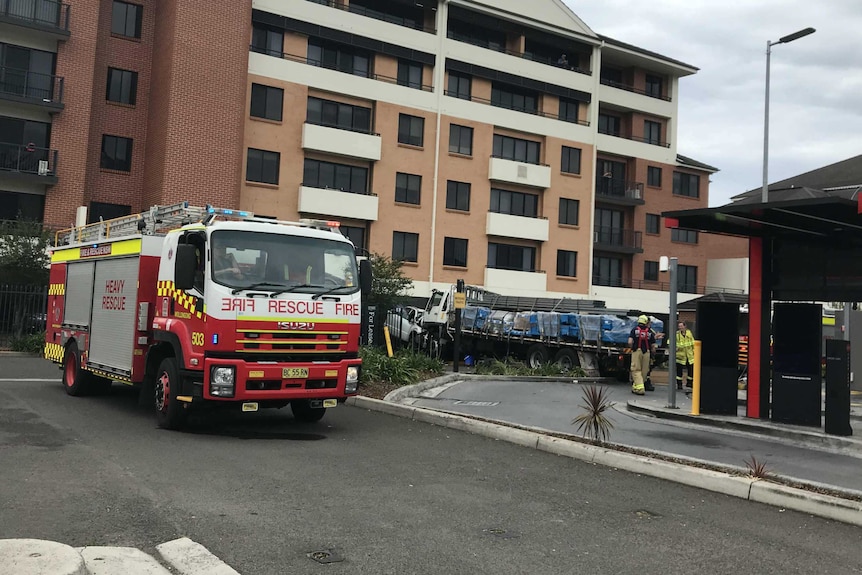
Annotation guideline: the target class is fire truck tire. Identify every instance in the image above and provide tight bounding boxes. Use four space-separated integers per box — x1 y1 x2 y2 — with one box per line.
155 357 188 430
290 400 326 423
63 341 95 396
526 344 550 368
553 348 579 372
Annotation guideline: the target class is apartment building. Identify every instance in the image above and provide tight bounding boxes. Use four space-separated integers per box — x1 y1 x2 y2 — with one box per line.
0 0 744 310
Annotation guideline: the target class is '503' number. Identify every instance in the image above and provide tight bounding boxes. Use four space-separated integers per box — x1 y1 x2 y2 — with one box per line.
191 332 205 347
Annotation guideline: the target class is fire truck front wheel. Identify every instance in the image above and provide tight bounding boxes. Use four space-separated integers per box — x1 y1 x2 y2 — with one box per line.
290 400 326 423
63 341 100 396
154 357 188 430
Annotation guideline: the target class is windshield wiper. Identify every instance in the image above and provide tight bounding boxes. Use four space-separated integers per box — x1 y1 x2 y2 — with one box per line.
267 283 324 297
231 282 289 296
311 285 353 300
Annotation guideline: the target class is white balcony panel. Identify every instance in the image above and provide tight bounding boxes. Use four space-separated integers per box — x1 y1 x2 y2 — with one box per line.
486 212 549 242
253 0 437 54
596 133 675 164
484 268 547 295
298 186 379 221
489 157 552 189
591 286 699 315
598 84 676 118
302 123 381 162
443 39 594 94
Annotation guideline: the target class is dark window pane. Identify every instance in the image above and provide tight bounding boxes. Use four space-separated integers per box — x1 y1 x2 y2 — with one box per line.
446 181 470 211
443 237 468 267
559 198 579 225
561 146 581 174
646 213 660 234
395 173 421 204
492 134 541 164
449 124 472 155
392 231 419 262
647 166 662 187
111 1 142 38
398 114 424 146
559 98 579 123
556 250 577 277
644 261 659 282
246 148 279 184
100 135 133 171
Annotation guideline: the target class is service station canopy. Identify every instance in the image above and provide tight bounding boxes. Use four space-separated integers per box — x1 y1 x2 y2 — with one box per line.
663 193 862 302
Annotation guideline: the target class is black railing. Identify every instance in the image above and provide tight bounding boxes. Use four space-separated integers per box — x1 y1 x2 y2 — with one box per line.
0 0 69 32
598 128 671 148
0 284 47 348
305 119 379 136
301 183 374 196
446 30 592 76
593 226 642 250
307 0 436 33
600 77 671 101
490 154 549 168
445 91 591 126
487 266 545 274
0 142 58 176
627 280 746 296
0 66 63 105
373 72 433 92
595 178 644 201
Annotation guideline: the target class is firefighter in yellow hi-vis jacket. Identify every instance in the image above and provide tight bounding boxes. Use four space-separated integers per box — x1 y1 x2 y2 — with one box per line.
676 321 696 390
628 315 655 395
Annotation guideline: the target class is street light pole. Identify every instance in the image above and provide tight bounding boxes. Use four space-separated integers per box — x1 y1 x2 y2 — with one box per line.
762 27 816 204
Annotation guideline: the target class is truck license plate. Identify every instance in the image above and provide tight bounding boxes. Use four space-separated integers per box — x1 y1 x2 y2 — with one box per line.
283 368 309 379
323 399 338 408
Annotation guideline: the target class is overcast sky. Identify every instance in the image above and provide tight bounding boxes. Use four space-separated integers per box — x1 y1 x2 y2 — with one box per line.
565 0 862 206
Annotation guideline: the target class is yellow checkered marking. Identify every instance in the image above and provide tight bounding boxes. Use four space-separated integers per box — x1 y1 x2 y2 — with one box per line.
48 283 65 296
44 342 64 363
157 280 205 320
88 366 132 384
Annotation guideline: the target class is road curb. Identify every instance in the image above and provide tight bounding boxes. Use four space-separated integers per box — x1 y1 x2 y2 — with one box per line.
0 539 86 575
352 396 862 527
382 373 609 403
156 537 240 575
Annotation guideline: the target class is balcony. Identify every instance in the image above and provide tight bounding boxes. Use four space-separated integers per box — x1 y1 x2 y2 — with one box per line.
595 178 644 206
0 142 58 185
306 0 435 33
598 127 670 149
486 212 549 242
600 78 670 102
0 67 63 112
298 185 378 221
489 157 552 189
302 123 381 162
0 0 70 38
485 267 547 294
593 226 643 254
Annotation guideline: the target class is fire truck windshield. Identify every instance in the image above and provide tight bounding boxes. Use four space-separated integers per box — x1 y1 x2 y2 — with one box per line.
210 230 359 294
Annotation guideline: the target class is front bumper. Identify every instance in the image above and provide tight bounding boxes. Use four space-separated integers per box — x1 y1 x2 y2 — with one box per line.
201 358 361 401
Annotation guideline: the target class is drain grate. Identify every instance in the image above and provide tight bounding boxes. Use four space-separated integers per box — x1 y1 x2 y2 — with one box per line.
483 527 521 539
308 549 343 564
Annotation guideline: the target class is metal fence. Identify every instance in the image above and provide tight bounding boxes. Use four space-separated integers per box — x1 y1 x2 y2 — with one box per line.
0 284 47 348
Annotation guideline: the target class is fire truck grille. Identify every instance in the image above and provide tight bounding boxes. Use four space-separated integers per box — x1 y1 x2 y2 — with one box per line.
305 380 338 390
236 329 348 354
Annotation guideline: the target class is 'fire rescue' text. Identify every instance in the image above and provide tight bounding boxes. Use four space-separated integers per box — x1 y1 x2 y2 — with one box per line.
221 298 359 316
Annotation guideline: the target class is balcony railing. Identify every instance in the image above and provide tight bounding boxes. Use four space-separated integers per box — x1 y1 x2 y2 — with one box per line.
447 30 591 76
596 278 746 296
0 66 63 105
599 77 671 101
0 142 58 177
306 0 436 33
445 91 591 126
593 226 642 251
300 183 374 197
0 0 70 32
595 178 644 201
305 119 378 136
373 72 433 92
597 128 670 148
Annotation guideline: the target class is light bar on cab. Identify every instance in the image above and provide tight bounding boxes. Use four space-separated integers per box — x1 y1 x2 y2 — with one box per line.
205 205 254 218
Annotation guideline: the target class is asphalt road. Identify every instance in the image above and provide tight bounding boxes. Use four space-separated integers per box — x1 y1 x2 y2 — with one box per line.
1 356 862 575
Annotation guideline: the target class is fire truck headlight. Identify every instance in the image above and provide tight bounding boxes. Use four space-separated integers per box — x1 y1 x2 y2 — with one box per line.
345 366 360 393
210 366 236 397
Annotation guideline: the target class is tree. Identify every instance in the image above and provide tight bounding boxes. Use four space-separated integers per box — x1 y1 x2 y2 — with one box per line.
0 219 51 285
368 252 413 310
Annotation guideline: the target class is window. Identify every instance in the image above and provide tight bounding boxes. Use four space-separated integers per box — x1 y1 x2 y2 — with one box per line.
446 181 470 211
111 1 142 38
392 231 419 262
593 256 623 287
647 166 662 187
556 250 577 277
251 25 284 57
106 68 137 105
491 83 538 114
443 237 468 267
398 114 424 147
492 134 540 164
645 74 663 99
644 260 659 282
646 213 660 234
644 120 662 145
100 135 133 171
673 172 700 198
447 72 471 100
306 97 372 133
0 44 55 101
88 202 131 224
488 242 536 272
250 84 283 121
303 159 368 195
341 225 366 251
598 113 621 136
246 148 280 184
397 59 423 89
671 228 699 244
559 198 579 226
0 191 44 221
395 172 421 205
600 67 623 86
559 98 579 124
307 39 370 77
561 146 581 174
449 124 473 155
490 188 538 218
678 265 698 293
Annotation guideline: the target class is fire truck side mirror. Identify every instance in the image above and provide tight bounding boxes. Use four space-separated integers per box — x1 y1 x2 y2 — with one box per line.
175 244 197 291
359 258 372 296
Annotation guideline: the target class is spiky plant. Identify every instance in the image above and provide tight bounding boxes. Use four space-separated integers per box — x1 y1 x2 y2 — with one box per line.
571 385 615 443
744 455 771 479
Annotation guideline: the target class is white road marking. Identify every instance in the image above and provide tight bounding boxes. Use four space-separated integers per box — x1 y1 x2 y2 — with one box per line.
156 537 241 575
0 378 57 382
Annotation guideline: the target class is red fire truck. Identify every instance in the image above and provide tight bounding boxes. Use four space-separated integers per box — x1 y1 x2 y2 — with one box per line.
44 202 372 429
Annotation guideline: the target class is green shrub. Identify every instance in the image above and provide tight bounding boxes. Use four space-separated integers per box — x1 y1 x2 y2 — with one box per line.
360 346 444 387
571 385 615 443
10 331 45 354
474 357 587 377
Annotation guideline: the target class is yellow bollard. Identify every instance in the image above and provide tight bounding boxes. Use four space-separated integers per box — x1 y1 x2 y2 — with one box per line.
383 325 394 358
691 340 702 416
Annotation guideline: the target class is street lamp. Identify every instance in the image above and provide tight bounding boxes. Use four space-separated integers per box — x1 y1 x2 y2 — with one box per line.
762 27 815 203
